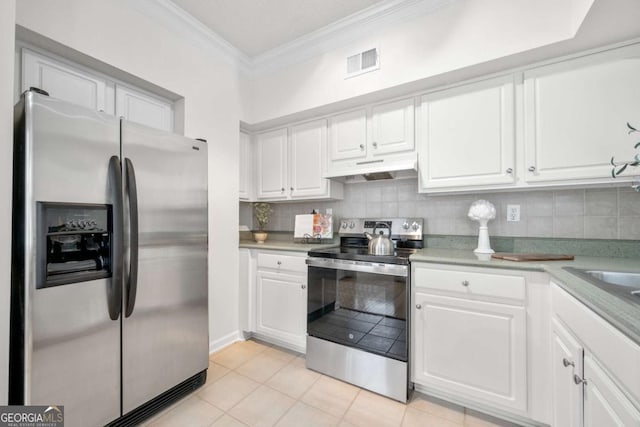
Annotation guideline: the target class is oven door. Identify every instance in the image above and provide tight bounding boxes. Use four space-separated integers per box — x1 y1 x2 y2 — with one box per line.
306 257 409 361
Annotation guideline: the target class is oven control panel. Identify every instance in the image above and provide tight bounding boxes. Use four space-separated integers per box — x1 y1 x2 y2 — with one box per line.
339 218 423 239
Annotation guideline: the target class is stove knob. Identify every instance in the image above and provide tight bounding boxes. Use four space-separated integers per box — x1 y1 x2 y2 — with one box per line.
411 222 420 231
341 221 348 229
349 222 355 229
78 220 87 229
402 222 410 230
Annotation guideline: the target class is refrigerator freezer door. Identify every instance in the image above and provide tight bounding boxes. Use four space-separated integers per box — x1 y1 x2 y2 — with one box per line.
16 92 122 426
121 121 208 413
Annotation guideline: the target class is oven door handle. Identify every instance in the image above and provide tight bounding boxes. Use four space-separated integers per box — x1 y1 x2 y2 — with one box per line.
306 257 408 277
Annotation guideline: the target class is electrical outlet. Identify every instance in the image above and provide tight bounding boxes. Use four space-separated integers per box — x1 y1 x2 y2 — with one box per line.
507 205 521 222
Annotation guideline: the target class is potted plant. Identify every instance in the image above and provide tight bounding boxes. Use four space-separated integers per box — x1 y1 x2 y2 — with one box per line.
253 202 273 243
611 122 640 192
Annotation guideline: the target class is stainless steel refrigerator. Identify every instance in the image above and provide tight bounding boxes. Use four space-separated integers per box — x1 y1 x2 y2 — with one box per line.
10 89 209 426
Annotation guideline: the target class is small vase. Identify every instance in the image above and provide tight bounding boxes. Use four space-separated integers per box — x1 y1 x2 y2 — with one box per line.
253 231 268 244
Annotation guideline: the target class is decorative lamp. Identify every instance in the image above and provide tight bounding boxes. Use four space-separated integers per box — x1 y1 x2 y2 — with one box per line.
467 200 496 255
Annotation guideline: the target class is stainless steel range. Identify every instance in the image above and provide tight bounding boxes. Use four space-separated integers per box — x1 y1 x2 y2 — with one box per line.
305 217 424 402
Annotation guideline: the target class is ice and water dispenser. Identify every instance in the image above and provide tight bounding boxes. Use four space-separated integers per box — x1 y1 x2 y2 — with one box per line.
37 202 112 288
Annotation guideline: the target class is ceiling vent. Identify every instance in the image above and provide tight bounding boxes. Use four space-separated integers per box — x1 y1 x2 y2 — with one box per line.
346 48 380 79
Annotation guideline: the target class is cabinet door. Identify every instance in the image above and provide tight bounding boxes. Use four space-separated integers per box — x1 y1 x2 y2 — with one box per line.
524 45 640 182
413 292 527 411
239 131 252 200
239 249 254 332
290 119 328 199
371 98 415 156
552 318 584 427
328 109 367 161
115 85 173 131
256 128 288 200
584 354 640 427
22 49 114 114
256 270 307 349
419 76 515 190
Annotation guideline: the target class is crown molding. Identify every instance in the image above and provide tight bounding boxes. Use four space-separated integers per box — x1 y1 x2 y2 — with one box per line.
249 0 457 76
132 0 252 72
137 0 458 76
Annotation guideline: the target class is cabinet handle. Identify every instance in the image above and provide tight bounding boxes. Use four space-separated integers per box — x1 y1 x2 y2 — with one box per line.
359 144 365 150
461 280 469 287
301 284 306 289
290 187 294 191
277 261 282 266
506 168 513 174
372 142 378 148
562 358 575 368
528 166 536 172
281 187 285 192
574 374 588 386
416 304 422 309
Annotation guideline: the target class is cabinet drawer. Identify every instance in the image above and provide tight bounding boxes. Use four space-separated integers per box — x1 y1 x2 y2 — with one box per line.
257 252 307 273
413 265 525 302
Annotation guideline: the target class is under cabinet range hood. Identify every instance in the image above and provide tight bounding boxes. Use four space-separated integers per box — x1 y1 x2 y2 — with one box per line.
322 155 418 182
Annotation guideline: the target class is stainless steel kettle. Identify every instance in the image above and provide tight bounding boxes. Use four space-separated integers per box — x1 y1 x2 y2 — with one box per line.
364 222 395 256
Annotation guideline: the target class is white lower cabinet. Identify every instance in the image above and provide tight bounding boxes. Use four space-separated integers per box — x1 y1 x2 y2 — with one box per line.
241 249 307 353
583 354 640 427
255 270 306 351
552 318 584 427
551 283 640 427
412 263 552 425
413 292 527 412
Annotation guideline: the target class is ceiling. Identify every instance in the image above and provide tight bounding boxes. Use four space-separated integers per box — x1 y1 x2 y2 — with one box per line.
170 0 387 57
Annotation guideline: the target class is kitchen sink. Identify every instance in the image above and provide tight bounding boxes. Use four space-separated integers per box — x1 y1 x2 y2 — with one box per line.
563 267 640 302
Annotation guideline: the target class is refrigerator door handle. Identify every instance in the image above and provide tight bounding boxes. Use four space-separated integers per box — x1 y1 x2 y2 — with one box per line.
124 157 139 318
108 156 123 321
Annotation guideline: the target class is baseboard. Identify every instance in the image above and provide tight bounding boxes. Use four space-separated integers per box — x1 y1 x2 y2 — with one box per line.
413 383 545 427
209 330 242 354
251 332 305 354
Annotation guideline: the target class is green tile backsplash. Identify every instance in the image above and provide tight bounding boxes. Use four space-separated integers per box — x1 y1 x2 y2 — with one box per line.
240 180 640 241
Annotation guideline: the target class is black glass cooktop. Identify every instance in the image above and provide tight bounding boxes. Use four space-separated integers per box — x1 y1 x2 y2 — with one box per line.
307 246 417 265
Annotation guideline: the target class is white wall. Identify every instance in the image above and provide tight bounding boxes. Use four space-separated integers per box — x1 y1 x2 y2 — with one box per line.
245 0 594 123
0 0 16 406
15 0 242 353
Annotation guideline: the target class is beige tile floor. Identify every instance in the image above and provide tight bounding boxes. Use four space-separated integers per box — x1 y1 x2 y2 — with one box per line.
143 339 520 427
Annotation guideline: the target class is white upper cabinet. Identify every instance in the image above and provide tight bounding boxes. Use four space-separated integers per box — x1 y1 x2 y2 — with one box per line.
21 48 174 132
239 131 252 201
115 85 173 132
22 49 114 114
371 98 415 156
418 76 516 191
255 121 343 201
256 128 288 200
328 109 367 161
289 119 329 199
523 44 640 183
326 98 416 177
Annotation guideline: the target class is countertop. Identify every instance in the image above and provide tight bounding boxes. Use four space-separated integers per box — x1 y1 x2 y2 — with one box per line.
239 239 338 252
237 239 640 346
411 248 640 347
